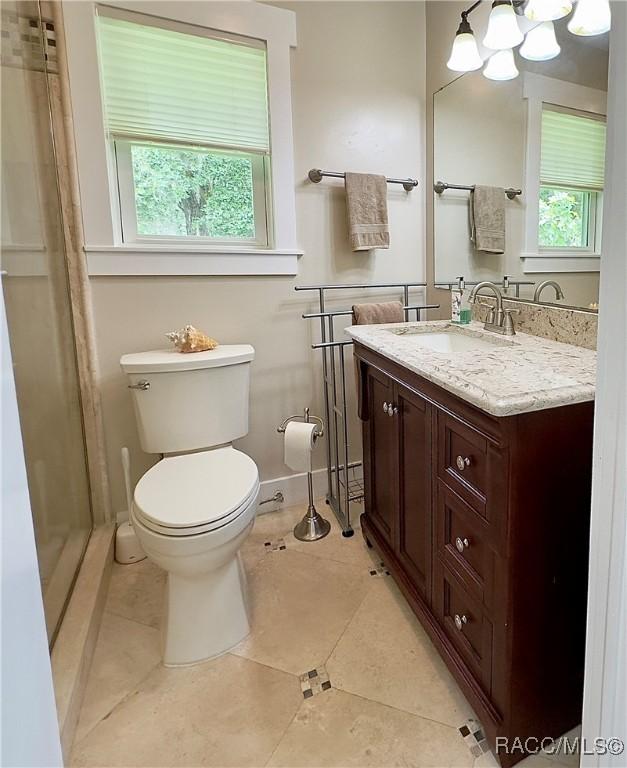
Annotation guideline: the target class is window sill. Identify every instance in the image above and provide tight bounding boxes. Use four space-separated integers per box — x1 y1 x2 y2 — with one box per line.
85 245 303 276
521 252 601 274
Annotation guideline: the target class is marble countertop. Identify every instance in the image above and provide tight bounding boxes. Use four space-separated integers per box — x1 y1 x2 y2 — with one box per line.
346 320 596 417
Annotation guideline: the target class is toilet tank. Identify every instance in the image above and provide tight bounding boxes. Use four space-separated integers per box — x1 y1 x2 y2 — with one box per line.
120 345 254 455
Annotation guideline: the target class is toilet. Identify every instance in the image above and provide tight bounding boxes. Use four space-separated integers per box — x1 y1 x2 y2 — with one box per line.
120 344 258 667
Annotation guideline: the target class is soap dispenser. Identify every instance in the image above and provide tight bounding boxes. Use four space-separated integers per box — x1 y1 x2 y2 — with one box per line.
451 276 463 322
452 277 469 324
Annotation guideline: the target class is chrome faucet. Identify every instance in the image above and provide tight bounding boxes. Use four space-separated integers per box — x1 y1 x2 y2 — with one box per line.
533 280 565 303
468 281 518 336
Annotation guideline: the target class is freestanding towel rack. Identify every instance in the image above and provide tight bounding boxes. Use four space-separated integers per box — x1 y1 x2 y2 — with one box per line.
296 282 439 536
434 180 522 200
309 169 419 192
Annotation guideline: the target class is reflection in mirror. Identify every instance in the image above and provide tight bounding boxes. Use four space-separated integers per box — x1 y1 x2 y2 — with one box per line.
434 19 608 312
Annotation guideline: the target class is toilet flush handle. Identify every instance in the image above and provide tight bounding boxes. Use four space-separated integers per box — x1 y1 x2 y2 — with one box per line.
128 380 150 391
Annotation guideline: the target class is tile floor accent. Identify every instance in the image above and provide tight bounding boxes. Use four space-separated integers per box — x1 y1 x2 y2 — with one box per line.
70 503 578 768
264 537 287 552
369 560 390 577
459 719 491 758
299 665 332 699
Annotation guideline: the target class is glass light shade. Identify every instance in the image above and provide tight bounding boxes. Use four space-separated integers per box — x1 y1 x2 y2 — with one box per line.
568 0 611 36
520 21 561 60
483 48 519 80
483 2 524 50
447 31 483 72
524 0 572 22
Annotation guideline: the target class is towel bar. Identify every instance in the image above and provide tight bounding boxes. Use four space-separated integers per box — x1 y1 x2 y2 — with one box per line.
434 181 522 200
309 169 418 192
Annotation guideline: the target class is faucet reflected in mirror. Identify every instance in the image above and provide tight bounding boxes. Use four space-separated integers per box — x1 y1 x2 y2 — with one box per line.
534 280 565 303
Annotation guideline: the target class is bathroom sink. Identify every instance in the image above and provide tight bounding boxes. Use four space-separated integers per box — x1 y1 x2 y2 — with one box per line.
388 325 513 354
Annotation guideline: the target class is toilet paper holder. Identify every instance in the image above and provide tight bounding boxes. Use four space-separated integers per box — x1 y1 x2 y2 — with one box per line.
277 408 330 542
277 407 324 439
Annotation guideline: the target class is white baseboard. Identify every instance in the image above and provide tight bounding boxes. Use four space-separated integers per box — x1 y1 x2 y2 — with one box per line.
258 468 328 514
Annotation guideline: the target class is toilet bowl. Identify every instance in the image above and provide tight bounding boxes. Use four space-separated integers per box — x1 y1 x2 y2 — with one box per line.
131 446 259 666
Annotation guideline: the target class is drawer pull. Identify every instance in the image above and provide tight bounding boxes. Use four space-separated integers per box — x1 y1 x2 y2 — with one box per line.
456 455 471 471
454 613 468 631
455 536 470 553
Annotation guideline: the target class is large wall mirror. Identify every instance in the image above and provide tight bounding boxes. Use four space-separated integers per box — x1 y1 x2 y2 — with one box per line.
434 17 609 312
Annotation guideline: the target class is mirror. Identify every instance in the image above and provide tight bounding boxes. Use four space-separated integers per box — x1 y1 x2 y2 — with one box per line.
434 19 609 312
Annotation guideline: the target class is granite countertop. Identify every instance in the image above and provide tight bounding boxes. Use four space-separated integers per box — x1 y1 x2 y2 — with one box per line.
346 320 596 417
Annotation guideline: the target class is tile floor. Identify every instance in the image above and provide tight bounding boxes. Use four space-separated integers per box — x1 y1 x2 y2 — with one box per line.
70 503 580 768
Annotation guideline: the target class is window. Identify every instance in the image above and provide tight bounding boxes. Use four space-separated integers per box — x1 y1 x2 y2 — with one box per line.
97 11 271 246
538 106 606 253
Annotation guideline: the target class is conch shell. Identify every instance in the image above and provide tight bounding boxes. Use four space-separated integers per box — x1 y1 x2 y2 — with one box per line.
166 325 218 353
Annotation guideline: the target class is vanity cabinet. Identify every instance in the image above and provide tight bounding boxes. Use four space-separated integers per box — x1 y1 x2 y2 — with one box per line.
356 343 594 768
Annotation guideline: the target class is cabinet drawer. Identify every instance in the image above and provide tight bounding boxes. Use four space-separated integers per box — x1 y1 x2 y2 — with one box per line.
435 481 494 608
434 561 493 692
437 410 507 531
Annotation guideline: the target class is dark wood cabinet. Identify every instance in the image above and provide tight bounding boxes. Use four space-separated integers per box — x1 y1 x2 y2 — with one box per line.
362 365 397 549
363 370 432 602
396 383 432 601
355 344 594 768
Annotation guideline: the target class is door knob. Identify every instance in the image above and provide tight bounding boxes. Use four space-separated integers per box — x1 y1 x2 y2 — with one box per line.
383 402 389 414
389 405 398 418
455 537 470 553
454 613 468 631
456 455 471 471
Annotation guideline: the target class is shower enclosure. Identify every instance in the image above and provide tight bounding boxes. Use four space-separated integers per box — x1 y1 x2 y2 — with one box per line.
1 1 93 644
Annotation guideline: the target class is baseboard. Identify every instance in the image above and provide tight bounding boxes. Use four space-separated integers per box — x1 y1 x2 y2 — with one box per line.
51 524 115 760
258 468 328 514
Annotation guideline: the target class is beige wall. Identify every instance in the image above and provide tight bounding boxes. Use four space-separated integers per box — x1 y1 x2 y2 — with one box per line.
90 1 427 517
426 1 605 312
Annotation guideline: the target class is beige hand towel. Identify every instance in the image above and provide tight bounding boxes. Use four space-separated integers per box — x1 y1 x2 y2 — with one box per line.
345 172 390 252
470 185 506 254
352 301 404 325
352 301 404 403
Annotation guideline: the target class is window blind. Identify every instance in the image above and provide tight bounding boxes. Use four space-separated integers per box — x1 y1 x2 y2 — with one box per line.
540 107 606 190
97 14 270 153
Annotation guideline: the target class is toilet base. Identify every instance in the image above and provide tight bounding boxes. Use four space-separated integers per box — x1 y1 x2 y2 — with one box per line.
162 553 250 666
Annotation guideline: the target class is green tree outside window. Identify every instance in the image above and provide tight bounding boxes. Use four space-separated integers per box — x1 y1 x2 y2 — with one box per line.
130 144 256 238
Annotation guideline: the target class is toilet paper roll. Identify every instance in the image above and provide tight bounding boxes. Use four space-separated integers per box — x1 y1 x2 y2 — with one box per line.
284 421 318 472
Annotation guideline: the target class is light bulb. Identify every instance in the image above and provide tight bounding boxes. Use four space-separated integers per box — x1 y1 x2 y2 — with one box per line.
524 0 572 22
483 1 524 50
447 17 483 72
483 48 519 81
520 21 561 60
568 0 611 36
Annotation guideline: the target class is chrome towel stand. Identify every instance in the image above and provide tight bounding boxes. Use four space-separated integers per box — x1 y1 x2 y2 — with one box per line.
296 281 440 537
277 408 330 542
309 168 419 192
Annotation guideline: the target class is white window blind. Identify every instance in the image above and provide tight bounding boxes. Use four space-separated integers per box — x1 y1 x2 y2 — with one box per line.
540 107 606 190
96 13 270 153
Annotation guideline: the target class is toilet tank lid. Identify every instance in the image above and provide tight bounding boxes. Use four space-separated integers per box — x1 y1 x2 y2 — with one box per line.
120 344 254 373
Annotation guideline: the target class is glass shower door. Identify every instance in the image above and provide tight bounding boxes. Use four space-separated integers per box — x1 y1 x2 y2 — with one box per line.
1 1 93 644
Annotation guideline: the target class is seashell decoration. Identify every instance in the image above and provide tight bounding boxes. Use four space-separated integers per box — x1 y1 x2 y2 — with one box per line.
166 325 219 353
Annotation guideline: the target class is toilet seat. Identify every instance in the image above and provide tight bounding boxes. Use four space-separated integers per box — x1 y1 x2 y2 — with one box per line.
133 447 259 537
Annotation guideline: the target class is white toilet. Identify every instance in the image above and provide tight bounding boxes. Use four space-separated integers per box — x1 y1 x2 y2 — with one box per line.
120 344 259 667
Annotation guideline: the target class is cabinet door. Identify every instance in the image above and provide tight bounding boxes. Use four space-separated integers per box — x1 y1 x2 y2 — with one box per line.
395 383 432 602
362 365 397 548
